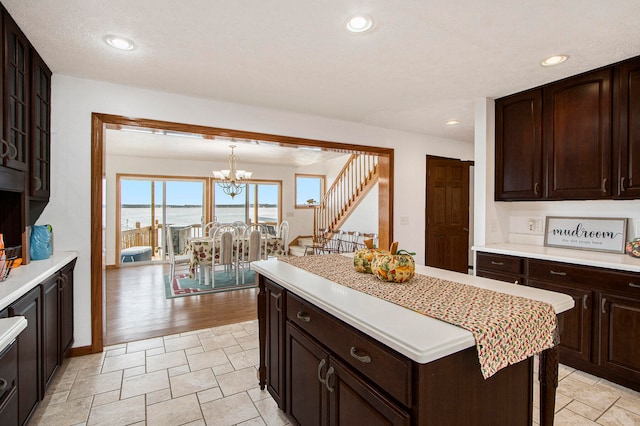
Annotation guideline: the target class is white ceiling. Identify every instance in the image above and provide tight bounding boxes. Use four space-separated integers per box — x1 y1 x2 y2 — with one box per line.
4 0 640 145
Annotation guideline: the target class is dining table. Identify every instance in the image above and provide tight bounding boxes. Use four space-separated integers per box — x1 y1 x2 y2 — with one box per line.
186 235 286 281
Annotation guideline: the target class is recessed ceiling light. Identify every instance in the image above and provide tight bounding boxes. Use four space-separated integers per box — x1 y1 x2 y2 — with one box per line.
445 120 460 125
346 15 373 33
541 55 568 67
104 35 135 51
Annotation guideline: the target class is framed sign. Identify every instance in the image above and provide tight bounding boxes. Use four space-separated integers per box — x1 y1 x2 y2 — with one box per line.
544 216 627 253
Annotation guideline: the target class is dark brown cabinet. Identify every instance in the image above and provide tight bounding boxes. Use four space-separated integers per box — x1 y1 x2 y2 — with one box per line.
8 286 40 426
41 274 59 391
544 68 612 199
614 56 640 198
265 278 285 409
1 10 30 173
59 260 75 356
0 340 18 425
475 251 640 391
495 89 543 200
599 292 640 384
28 51 51 200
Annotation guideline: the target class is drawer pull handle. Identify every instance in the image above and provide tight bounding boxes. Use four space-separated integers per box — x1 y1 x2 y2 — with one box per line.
0 378 7 394
271 292 281 311
582 294 588 310
296 312 311 322
620 176 627 192
317 359 326 384
350 347 372 363
549 270 567 276
490 261 504 266
325 367 335 393
629 283 640 289
7 142 17 160
534 182 540 195
602 177 608 193
601 298 607 314
0 140 8 158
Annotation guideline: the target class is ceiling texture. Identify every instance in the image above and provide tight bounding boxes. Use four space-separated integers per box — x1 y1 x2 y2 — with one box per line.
4 0 640 150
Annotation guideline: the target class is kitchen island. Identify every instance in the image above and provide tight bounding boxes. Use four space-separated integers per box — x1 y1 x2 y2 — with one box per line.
253 255 574 425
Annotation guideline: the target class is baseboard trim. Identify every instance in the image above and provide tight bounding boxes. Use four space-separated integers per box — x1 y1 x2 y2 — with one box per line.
68 345 94 357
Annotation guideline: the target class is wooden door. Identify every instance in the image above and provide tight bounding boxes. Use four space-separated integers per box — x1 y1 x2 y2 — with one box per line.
599 293 640 382
544 68 612 199
615 56 640 198
327 357 410 426
495 88 543 200
529 280 593 362
286 323 328 426
265 279 285 409
425 156 470 273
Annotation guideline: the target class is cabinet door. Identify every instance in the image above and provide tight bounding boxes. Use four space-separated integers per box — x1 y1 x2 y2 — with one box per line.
327 357 410 426
2 12 30 172
8 286 41 426
41 273 60 390
528 280 593 362
544 68 612 199
59 262 75 357
615 56 640 198
599 293 640 382
286 323 328 426
265 279 285 409
29 50 51 199
495 89 543 200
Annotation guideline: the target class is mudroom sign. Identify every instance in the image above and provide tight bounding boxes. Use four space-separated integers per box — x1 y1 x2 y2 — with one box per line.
544 216 628 254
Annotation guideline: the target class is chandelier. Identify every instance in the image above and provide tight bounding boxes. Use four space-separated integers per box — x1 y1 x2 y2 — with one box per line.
212 145 253 198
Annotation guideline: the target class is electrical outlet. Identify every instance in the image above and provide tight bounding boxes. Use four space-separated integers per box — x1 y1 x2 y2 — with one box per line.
528 219 535 231
535 219 543 233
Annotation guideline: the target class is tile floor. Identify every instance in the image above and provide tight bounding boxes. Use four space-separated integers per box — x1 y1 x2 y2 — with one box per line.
29 319 640 426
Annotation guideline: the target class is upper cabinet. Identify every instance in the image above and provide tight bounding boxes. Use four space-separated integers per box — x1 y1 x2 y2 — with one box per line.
614 56 640 198
544 68 612 199
496 55 639 201
29 51 51 200
2 10 30 172
495 89 543 200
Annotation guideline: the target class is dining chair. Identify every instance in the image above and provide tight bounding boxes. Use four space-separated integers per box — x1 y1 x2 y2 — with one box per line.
166 226 191 284
277 221 290 256
212 225 239 287
204 221 221 237
240 224 267 284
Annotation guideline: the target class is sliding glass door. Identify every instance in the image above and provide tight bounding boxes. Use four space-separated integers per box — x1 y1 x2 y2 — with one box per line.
213 181 281 227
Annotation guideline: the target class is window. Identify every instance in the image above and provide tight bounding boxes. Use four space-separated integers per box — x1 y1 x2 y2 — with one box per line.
213 180 281 225
295 174 325 208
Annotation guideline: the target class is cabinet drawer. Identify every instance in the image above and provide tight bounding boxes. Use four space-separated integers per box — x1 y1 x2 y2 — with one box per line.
0 340 18 416
476 253 523 275
529 260 640 295
286 293 412 407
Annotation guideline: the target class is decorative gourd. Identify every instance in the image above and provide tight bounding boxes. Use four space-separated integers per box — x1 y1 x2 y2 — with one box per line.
626 238 640 258
354 238 385 273
371 247 416 283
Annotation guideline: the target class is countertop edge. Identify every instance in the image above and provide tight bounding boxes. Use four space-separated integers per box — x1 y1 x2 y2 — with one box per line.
473 243 640 273
0 251 79 311
0 316 27 353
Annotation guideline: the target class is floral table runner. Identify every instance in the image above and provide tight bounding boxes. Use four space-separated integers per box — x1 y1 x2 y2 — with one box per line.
281 254 558 379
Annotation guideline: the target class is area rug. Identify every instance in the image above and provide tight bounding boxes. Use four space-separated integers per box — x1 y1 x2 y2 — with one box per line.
164 270 256 298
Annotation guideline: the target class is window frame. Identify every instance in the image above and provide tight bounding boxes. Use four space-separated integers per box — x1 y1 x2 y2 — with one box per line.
294 173 325 209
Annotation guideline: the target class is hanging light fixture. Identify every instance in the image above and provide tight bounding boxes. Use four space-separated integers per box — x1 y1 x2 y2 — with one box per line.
212 145 253 198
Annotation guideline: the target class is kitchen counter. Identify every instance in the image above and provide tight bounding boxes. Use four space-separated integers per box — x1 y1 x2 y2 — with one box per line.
0 252 79 311
252 255 574 364
0 316 27 353
473 243 640 273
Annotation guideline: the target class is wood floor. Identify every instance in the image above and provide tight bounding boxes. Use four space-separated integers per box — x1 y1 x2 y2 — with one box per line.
105 263 257 346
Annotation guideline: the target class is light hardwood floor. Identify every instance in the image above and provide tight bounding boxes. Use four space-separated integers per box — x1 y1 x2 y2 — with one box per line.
105 263 257 346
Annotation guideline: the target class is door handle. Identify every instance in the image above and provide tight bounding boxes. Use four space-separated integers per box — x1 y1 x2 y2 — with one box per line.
350 347 372 363
325 367 335 393
317 359 326 384
296 311 311 322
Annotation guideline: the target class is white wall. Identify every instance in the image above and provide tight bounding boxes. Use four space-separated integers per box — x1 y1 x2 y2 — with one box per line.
45 75 474 348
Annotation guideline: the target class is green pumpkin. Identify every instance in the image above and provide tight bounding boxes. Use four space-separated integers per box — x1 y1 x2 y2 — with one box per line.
354 248 387 274
371 250 416 283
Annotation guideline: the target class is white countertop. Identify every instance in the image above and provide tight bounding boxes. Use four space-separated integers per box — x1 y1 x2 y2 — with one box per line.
473 243 640 273
0 316 27 353
0 251 79 311
252 255 574 364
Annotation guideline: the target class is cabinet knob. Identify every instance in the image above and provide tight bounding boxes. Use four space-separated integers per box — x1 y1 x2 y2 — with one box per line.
296 311 311 322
